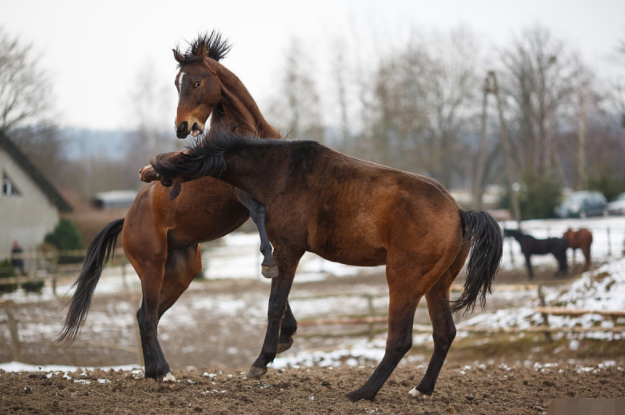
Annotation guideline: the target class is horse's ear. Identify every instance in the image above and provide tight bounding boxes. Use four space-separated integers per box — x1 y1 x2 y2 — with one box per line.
195 40 208 58
173 48 185 63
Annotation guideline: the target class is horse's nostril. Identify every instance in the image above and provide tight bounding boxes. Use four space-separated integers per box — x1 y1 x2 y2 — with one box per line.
177 121 188 134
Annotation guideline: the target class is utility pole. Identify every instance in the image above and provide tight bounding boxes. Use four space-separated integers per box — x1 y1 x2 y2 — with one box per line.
488 71 522 227
473 75 490 211
576 66 588 190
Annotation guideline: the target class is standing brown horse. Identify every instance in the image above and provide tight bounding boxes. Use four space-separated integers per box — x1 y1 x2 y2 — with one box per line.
563 228 593 271
58 33 302 382
150 131 503 402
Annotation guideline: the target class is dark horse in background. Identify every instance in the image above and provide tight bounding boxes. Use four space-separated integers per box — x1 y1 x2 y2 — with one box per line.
503 229 568 278
563 228 593 271
58 32 299 383
150 130 503 402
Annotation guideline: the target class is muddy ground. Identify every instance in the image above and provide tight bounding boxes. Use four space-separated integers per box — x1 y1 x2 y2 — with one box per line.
1 265 624 413
1 360 624 414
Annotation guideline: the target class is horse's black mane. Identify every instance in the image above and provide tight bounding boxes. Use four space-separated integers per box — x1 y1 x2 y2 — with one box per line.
173 31 232 66
152 130 307 181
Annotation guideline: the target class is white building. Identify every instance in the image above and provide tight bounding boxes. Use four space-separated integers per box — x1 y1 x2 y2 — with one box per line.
0 131 72 260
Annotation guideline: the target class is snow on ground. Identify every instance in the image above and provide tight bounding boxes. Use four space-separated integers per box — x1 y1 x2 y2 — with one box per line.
5 216 625 305
458 257 625 341
2 216 624 373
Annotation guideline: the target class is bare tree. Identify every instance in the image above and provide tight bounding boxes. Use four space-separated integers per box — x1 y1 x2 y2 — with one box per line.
362 26 482 188
267 38 325 143
499 25 576 178
123 61 175 189
0 27 54 133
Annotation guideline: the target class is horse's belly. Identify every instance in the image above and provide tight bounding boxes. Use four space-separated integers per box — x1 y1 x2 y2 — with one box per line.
155 177 250 248
309 235 387 267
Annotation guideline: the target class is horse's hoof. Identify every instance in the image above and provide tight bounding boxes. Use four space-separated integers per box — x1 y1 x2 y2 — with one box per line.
342 390 369 402
408 387 430 399
163 372 176 383
277 339 294 354
139 166 159 183
261 265 279 279
247 366 267 378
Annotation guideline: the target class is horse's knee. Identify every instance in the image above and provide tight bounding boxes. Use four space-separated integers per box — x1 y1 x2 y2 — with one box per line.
388 332 413 357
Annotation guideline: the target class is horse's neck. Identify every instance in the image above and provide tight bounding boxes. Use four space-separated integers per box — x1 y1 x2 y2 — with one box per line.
213 62 281 139
508 230 525 241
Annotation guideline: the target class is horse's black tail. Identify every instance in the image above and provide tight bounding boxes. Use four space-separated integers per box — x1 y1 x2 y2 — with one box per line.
57 218 125 344
450 210 503 314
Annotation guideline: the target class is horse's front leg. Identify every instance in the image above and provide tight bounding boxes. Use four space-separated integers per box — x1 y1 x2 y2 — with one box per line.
236 191 278 278
248 248 302 378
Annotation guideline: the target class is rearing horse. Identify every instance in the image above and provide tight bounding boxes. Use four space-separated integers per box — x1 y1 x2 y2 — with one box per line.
151 131 503 402
59 33 300 382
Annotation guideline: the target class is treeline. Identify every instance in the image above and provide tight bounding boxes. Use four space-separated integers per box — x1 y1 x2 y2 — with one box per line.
3 24 625 219
264 24 625 218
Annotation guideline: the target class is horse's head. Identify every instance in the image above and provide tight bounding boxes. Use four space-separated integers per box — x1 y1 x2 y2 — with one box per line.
172 32 231 139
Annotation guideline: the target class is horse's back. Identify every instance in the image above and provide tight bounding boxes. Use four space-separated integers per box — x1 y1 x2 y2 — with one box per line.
300 147 463 266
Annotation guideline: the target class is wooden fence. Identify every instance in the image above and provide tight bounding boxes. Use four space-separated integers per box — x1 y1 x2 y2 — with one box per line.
291 284 625 341
0 296 143 365
0 249 133 296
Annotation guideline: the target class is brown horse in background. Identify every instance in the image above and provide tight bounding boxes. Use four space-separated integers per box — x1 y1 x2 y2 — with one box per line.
58 33 302 382
151 131 503 402
563 228 593 271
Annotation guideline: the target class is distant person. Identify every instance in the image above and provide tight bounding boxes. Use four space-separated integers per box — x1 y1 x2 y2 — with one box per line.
11 241 25 276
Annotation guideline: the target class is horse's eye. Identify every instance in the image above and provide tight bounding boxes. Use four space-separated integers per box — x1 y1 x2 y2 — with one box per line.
193 81 201 88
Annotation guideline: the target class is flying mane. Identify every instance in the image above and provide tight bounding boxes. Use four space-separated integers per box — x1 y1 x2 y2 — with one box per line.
152 131 305 182
173 31 232 66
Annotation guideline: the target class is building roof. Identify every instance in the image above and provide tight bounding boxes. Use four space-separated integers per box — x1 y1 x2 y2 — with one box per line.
0 130 72 212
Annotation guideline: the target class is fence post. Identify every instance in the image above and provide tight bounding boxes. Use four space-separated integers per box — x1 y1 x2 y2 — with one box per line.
508 238 515 265
4 300 23 362
537 286 552 342
366 294 375 341
607 227 612 257
121 259 128 292
131 294 144 366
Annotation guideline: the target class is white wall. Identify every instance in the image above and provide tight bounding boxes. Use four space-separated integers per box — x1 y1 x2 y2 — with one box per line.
0 149 60 262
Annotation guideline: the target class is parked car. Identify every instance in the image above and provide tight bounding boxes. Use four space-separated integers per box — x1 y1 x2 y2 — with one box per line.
555 191 607 218
607 192 625 215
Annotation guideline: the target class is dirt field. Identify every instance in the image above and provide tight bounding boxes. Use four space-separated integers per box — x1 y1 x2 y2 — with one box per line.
1 360 624 414
1 266 624 413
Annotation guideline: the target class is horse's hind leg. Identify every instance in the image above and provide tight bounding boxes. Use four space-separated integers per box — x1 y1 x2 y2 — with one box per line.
344 249 457 402
123 219 174 382
157 245 202 320
130 251 171 381
583 244 592 271
524 253 534 279
411 248 468 398
344 268 423 402
277 303 297 353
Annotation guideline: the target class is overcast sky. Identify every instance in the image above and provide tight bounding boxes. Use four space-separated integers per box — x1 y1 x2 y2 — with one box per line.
1 0 624 130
